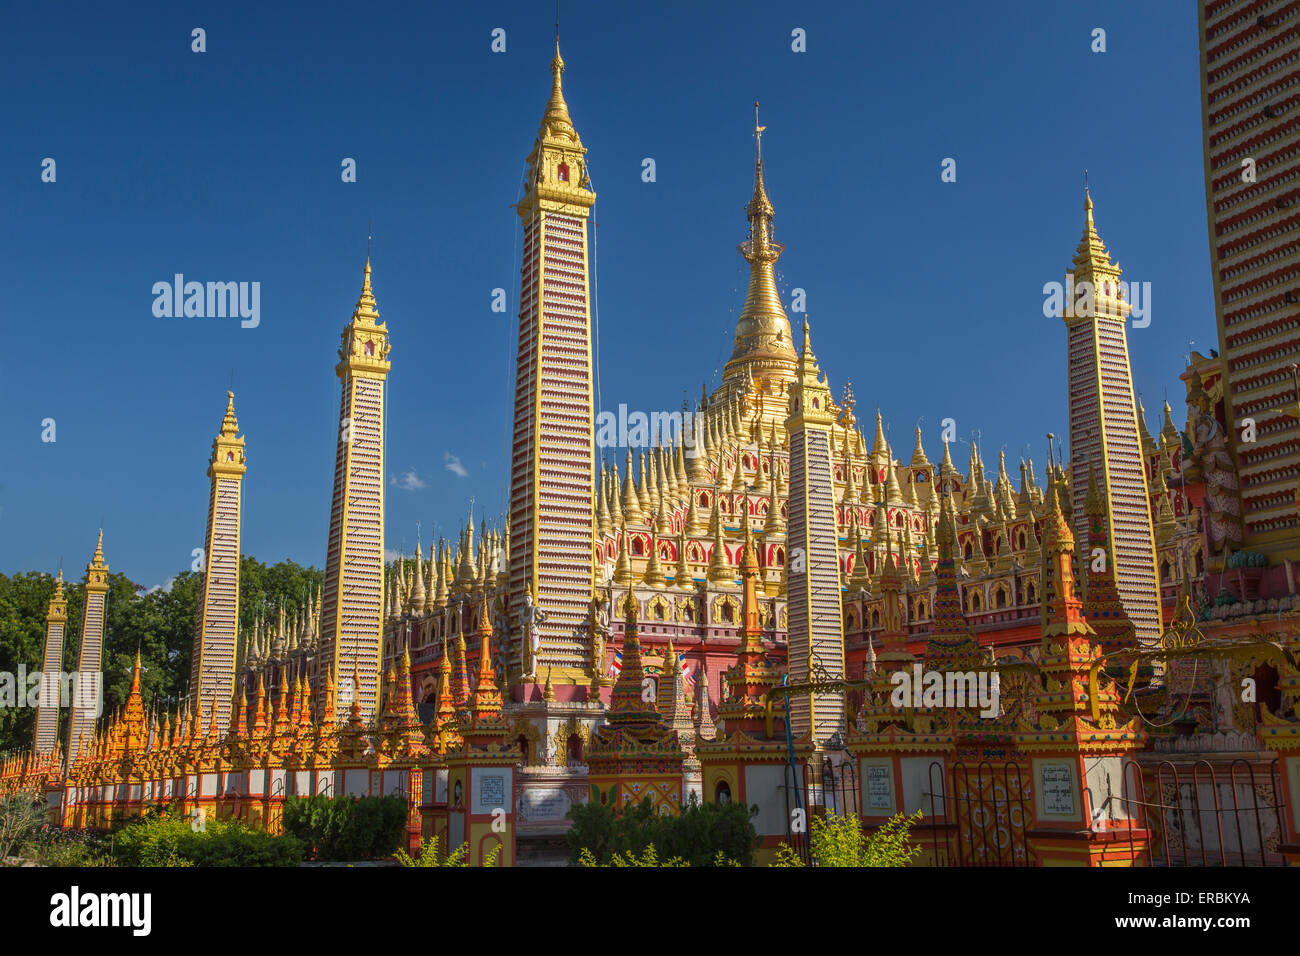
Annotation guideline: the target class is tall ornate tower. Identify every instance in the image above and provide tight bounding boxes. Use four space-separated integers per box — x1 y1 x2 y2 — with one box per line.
1200 3 1300 555
508 41 597 686
721 107 798 400
33 569 67 754
784 321 846 744
189 391 246 729
1062 190 1162 645
66 532 109 765
318 261 391 721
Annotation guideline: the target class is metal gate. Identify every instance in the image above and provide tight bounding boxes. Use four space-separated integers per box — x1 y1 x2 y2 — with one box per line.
1123 758 1287 867
921 760 1034 866
782 756 861 866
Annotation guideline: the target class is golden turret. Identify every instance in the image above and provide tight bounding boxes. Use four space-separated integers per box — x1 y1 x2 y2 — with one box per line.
674 530 693 588
621 451 642 523
722 104 797 391
707 510 734 585
614 524 634 586
642 533 667 588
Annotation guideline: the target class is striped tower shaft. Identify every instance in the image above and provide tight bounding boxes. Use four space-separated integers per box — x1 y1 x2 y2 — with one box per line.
33 573 68 754
189 392 245 730
1200 1 1300 552
67 534 109 765
318 262 390 722
785 322 846 744
1064 196 1162 645
510 213 595 676
509 43 597 682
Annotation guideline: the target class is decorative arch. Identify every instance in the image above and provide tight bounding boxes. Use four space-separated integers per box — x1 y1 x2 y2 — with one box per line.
712 594 740 625
648 594 671 622
549 719 592 767
967 590 983 613
510 719 545 768
993 583 1009 609
870 608 881 628
677 597 698 624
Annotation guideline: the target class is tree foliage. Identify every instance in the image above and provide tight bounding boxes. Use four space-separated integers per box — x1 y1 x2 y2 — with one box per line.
0 557 322 754
565 794 757 867
281 795 408 861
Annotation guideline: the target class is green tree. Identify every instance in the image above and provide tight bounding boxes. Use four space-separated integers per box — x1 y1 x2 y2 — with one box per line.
0 557 323 754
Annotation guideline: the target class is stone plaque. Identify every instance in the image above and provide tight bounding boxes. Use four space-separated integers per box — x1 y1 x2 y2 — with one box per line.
479 773 506 810
1041 764 1074 815
521 787 571 821
867 766 892 810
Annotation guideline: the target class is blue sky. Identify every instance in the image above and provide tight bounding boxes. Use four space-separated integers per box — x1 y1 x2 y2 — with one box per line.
0 0 1210 589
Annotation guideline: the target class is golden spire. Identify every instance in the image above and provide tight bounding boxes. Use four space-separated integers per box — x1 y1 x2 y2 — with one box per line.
1068 186 1126 322
542 40 573 135
884 446 903 503
1136 396 1157 454
353 259 380 326
219 391 239 437
707 509 733 585
642 533 666 588
910 426 930 469
725 102 797 388
674 529 693 588
614 524 634 586
91 529 106 570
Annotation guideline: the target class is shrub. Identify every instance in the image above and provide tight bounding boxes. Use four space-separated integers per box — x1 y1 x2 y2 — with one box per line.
771 810 923 867
281 795 407 861
566 793 757 866
23 827 115 867
0 790 48 863
395 836 501 867
113 811 303 867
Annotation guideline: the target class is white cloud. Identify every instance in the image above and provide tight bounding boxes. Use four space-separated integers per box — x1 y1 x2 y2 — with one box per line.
391 467 427 491
444 452 469 478
139 576 176 596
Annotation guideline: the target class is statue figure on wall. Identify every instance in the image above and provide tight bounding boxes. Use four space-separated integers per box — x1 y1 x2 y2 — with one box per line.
520 588 547 680
1186 373 1243 555
589 589 611 676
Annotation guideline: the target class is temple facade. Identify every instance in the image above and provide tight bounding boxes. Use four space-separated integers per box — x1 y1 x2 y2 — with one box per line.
9 14 1300 868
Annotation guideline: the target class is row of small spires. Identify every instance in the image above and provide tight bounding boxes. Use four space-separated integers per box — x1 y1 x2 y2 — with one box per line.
385 510 509 620
241 590 322 670
49 601 512 774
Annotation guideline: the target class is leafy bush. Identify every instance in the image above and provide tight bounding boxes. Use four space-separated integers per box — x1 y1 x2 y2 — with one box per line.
771 810 923 867
395 836 501 867
281 795 407 861
113 811 303 866
565 794 757 867
0 790 48 863
23 826 115 867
